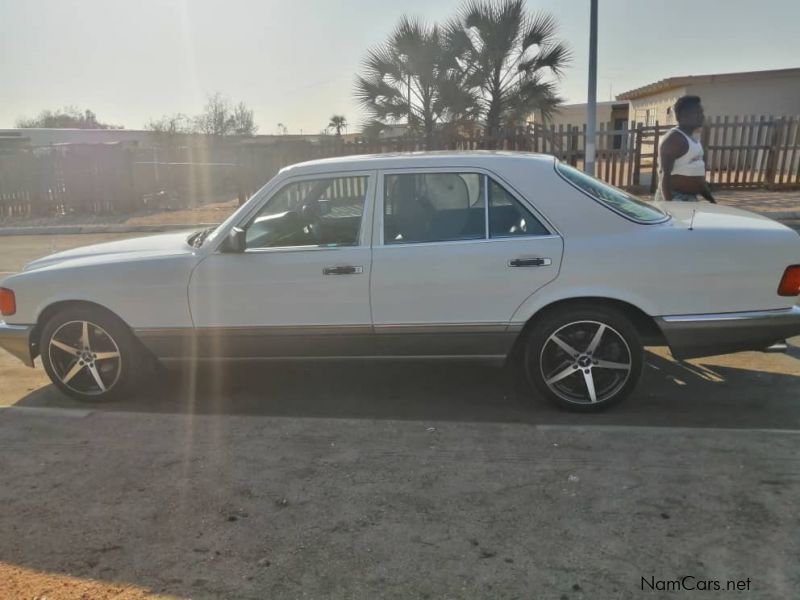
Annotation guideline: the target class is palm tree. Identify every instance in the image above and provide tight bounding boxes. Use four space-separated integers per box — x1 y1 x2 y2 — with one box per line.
328 115 348 136
354 16 476 145
447 0 570 136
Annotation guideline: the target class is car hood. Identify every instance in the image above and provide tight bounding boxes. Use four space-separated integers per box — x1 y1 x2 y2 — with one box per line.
23 231 197 272
657 201 795 233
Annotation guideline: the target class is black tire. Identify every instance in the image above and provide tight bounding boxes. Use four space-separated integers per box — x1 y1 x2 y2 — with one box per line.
523 303 644 412
40 305 142 402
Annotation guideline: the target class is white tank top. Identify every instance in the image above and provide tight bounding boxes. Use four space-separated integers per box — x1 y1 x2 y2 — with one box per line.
660 127 706 177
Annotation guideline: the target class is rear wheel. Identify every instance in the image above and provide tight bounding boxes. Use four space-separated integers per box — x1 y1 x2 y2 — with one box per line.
40 306 141 402
524 305 644 411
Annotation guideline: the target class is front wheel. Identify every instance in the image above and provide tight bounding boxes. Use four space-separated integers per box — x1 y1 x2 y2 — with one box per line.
524 305 644 411
40 306 142 402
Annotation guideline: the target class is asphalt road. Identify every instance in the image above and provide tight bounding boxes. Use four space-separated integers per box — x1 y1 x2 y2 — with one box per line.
0 233 799 599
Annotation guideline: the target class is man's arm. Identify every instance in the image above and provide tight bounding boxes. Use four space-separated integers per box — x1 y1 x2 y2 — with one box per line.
658 133 686 201
699 181 716 203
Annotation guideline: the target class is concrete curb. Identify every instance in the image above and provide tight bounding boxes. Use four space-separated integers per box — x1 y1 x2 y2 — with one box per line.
0 223 220 237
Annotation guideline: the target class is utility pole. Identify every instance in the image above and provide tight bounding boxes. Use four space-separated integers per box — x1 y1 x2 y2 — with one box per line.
585 0 598 175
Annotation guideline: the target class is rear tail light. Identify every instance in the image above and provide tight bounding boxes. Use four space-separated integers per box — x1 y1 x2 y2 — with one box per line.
778 265 800 297
0 288 15 316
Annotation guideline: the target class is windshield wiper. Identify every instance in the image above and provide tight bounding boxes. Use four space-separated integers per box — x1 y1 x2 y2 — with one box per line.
190 226 216 248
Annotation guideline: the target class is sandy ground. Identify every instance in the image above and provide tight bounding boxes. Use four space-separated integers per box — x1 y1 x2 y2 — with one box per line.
0 199 239 228
1 233 799 598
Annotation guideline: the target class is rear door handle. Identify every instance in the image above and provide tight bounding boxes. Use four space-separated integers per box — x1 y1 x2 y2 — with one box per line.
323 265 363 275
508 257 552 267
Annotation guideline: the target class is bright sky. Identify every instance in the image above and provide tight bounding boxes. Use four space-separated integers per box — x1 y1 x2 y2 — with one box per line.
1 0 798 134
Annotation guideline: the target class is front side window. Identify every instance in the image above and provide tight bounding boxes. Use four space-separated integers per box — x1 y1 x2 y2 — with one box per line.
245 176 367 249
384 173 485 244
556 163 667 223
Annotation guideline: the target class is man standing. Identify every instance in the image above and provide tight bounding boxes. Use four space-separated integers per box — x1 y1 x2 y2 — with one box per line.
656 95 716 203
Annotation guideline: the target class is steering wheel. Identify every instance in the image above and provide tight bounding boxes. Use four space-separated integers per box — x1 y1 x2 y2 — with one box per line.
300 200 322 243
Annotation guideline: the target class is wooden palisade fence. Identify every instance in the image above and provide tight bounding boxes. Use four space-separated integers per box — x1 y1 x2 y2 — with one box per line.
1 115 799 218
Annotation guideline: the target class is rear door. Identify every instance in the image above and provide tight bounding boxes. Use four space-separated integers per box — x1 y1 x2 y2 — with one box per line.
369 168 563 357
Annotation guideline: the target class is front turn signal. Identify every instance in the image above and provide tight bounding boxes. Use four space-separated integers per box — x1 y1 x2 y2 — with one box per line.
778 265 800 297
0 288 16 316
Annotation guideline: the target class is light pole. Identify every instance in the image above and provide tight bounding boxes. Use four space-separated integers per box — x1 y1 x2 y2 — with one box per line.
585 0 598 175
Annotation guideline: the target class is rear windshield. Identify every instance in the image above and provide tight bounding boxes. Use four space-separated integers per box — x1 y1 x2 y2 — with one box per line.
556 163 667 223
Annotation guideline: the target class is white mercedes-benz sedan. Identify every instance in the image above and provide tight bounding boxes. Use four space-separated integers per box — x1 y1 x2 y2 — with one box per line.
1 152 799 410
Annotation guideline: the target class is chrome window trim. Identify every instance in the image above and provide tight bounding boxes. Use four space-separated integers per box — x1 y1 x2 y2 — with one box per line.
483 174 490 240
374 234 562 250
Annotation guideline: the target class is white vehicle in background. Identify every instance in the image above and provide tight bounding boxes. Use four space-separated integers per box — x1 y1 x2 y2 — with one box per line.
1 152 799 411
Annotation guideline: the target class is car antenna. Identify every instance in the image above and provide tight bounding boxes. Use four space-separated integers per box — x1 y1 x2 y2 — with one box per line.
688 209 697 231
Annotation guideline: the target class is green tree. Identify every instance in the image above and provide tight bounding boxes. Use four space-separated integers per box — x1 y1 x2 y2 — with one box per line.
446 0 570 135
16 106 122 129
328 115 348 136
354 16 476 144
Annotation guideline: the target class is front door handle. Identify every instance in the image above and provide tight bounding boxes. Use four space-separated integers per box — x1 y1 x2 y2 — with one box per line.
508 257 552 267
323 265 363 275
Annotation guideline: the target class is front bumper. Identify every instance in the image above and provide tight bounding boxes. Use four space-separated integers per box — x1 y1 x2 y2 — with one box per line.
0 322 34 367
656 306 800 359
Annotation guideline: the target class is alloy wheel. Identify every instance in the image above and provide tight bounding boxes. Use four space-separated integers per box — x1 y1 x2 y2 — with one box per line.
539 320 632 405
48 320 122 395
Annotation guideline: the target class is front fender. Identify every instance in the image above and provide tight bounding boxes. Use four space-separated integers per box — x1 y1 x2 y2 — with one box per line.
2 255 198 330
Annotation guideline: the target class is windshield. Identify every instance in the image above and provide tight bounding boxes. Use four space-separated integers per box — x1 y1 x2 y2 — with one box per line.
556 162 668 223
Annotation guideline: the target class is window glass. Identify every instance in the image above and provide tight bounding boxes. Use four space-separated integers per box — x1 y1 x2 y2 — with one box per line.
489 178 548 238
384 173 485 244
556 163 667 222
246 176 367 248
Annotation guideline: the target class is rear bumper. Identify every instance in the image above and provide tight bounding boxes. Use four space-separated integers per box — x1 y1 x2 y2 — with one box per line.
656 306 800 359
0 322 34 367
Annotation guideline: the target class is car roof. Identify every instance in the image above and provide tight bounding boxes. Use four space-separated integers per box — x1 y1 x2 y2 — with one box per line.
280 151 556 175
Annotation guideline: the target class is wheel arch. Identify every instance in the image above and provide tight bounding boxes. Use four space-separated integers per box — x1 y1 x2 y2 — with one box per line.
506 296 666 365
31 300 139 361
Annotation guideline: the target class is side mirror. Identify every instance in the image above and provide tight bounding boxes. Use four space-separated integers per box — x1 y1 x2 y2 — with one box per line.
221 226 247 253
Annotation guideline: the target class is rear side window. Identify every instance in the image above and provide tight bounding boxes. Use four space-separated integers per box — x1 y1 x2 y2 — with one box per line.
384 173 549 244
556 162 667 222
384 173 485 244
489 178 548 238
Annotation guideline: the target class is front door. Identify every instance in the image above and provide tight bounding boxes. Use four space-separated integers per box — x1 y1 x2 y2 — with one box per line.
187 172 375 358
370 169 563 357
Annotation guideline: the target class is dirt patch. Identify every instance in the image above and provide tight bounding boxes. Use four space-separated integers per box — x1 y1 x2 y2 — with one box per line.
0 562 183 599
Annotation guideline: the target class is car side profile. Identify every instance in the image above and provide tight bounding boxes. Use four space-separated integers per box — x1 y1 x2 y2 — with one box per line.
1 152 799 410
